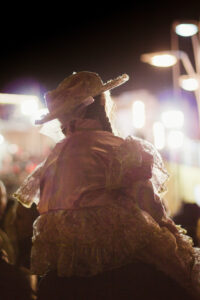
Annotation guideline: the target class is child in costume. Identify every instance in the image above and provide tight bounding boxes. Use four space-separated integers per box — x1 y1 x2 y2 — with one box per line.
14 71 200 299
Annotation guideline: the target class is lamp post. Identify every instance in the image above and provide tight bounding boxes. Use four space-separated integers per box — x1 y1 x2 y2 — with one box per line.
171 20 200 118
171 21 199 93
140 20 200 131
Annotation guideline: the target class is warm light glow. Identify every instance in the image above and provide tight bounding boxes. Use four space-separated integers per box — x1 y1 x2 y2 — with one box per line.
141 51 179 68
114 110 132 138
21 99 39 115
179 75 200 91
0 93 39 105
153 122 165 150
151 54 177 67
0 134 4 144
8 144 19 154
161 110 184 129
167 130 184 149
194 184 200 206
31 108 49 125
175 23 199 37
132 100 145 129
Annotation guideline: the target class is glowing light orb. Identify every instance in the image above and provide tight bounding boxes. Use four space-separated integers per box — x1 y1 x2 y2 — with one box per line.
151 54 177 67
175 23 199 37
0 134 4 144
167 130 184 149
21 99 39 115
153 122 165 150
179 75 199 91
161 110 184 129
132 100 145 129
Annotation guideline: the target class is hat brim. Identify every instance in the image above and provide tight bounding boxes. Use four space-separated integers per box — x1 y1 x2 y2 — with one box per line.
35 74 129 125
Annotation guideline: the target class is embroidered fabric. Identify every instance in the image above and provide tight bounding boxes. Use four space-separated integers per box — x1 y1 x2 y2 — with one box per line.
30 204 198 297
13 161 45 208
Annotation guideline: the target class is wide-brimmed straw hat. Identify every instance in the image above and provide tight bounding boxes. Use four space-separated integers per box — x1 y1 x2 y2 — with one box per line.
35 71 129 124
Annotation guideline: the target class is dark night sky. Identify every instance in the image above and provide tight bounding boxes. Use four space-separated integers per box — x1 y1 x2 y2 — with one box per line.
1 3 200 100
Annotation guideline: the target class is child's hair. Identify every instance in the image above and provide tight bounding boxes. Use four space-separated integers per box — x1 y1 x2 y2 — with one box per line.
61 91 117 135
83 93 113 133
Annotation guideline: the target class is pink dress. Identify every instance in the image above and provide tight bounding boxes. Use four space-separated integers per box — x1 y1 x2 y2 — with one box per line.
14 119 200 298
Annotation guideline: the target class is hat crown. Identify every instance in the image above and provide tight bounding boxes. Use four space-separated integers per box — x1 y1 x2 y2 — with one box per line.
45 71 103 112
35 71 129 124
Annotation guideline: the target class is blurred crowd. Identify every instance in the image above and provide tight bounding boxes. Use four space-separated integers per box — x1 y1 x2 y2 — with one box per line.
0 148 49 197
0 150 45 299
0 180 39 299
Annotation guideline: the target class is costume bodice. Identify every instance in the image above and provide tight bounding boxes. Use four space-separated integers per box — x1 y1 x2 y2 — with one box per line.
14 118 168 219
38 120 124 213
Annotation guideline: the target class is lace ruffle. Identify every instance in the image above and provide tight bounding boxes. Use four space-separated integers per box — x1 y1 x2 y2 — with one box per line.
31 203 197 294
13 162 45 208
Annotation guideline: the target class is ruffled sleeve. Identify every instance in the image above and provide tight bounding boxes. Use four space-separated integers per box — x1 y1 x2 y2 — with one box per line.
13 160 46 208
138 137 169 195
106 136 168 193
105 136 169 223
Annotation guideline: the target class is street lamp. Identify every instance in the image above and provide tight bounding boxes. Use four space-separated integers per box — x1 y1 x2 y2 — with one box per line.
171 20 200 87
141 51 178 67
141 19 200 131
173 21 199 37
179 74 200 91
172 20 200 131
140 50 196 75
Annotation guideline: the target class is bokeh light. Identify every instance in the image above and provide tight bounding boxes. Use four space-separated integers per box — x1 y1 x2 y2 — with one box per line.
175 23 199 37
20 99 39 115
179 75 200 91
132 100 145 129
153 122 165 150
151 54 177 67
161 110 184 129
0 134 4 144
167 130 184 149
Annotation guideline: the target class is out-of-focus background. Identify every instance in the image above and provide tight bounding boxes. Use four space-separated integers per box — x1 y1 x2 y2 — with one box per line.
1 4 200 219
1 5 200 297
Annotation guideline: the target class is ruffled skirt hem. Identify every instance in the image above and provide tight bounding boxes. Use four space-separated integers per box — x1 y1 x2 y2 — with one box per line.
31 203 198 297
